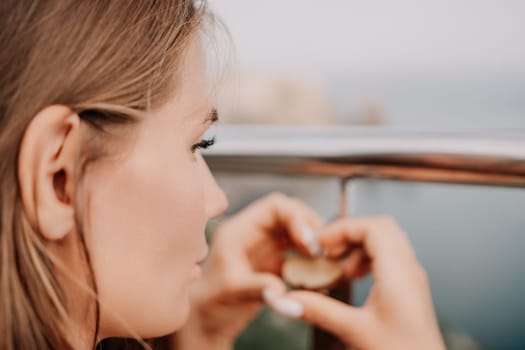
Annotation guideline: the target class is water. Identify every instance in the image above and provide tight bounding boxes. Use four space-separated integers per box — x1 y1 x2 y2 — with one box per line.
327 72 525 129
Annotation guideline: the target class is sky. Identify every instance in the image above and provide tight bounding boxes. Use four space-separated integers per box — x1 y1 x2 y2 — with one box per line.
208 0 525 76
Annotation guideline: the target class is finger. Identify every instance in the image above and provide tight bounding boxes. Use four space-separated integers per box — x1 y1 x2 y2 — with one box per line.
272 195 325 256
324 242 362 260
318 216 416 270
297 223 324 256
341 249 367 278
223 271 287 303
354 260 371 278
284 290 373 344
248 192 326 256
324 243 350 258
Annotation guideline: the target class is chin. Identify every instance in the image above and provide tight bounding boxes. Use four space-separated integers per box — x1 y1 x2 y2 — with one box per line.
112 295 191 339
150 295 192 337
169 300 192 332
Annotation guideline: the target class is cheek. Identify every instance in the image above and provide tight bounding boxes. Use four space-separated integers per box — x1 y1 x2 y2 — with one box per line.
86 151 208 337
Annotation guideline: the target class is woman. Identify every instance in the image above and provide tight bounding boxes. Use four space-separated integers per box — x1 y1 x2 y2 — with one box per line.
0 1 444 349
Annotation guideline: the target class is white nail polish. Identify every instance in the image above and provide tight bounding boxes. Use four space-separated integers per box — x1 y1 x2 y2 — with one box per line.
262 288 276 303
300 225 323 256
270 298 304 319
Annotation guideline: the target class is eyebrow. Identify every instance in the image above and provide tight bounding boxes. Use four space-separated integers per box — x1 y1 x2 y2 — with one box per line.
203 108 219 124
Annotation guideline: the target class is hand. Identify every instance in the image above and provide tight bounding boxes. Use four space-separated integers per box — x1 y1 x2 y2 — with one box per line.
171 192 324 349
268 216 445 350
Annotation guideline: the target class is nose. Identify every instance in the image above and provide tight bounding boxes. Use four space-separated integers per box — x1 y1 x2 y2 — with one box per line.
197 153 229 219
206 179 228 219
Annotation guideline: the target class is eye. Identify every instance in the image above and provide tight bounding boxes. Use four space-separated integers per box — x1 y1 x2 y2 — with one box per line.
191 136 216 153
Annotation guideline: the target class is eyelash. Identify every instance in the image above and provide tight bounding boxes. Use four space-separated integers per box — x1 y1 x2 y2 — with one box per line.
191 136 216 153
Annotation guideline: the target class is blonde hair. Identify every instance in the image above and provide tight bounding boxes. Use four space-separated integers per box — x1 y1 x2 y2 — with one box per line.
0 1 209 348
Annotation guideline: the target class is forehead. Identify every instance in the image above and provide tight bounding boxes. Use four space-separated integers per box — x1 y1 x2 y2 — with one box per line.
154 36 212 125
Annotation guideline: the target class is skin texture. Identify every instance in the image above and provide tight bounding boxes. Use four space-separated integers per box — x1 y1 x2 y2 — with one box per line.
18 36 445 349
286 217 446 350
18 39 228 342
172 193 325 349
84 40 228 339
178 211 446 350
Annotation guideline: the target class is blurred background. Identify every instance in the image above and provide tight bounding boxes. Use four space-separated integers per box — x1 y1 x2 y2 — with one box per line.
206 1 525 349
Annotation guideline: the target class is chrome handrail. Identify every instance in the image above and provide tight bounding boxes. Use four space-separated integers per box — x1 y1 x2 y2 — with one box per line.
205 125 525 187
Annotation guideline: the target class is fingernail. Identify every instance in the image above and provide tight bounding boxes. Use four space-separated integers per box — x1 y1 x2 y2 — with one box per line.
300 225 323 256
270 298 304 319
262 288 277 303
263 288 303 319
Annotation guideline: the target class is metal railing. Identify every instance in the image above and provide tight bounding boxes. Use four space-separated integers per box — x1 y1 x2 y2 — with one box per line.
204 125 525 350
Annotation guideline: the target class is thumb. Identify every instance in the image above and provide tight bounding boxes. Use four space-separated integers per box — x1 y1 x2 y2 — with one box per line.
285 290 372 344
228 272 287 302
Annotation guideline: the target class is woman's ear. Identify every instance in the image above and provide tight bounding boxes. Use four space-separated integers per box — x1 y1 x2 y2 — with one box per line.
18 105 83 241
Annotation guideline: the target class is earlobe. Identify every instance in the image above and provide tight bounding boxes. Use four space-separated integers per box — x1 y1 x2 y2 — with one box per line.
18 105 82 241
